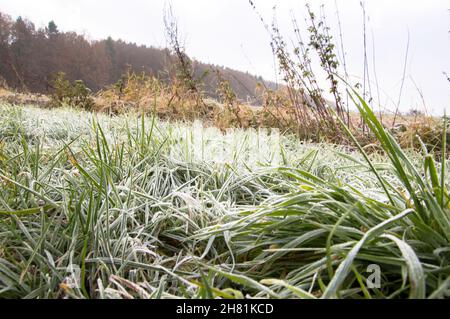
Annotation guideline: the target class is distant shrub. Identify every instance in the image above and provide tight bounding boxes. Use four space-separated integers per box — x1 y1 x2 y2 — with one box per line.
0 75 9 90
397 118 450 156
49 72 95 110
408 108 425 117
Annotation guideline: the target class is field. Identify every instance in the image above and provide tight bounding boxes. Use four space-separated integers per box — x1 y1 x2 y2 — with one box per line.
0 102 448 299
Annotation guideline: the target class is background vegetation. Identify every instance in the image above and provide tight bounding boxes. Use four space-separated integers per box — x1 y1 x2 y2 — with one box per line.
0 11 275 103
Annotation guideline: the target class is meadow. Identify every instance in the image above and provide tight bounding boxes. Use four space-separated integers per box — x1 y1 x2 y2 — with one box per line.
0 100 448 299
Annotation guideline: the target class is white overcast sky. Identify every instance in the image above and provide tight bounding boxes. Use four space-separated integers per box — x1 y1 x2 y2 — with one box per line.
0 0 449 114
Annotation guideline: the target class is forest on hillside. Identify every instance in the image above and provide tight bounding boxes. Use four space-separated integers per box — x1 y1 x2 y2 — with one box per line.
0 12 275 103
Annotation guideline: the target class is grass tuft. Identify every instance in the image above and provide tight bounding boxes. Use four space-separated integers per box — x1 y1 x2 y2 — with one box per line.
0 103 448 299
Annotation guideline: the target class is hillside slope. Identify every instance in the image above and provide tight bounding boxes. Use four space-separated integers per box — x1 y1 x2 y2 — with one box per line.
0 12 276 103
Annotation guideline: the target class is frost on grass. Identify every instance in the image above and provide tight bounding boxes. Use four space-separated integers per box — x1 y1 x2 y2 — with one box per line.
0 104 447 299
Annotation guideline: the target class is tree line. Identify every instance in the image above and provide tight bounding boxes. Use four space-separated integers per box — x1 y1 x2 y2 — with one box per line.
0 11 274 102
